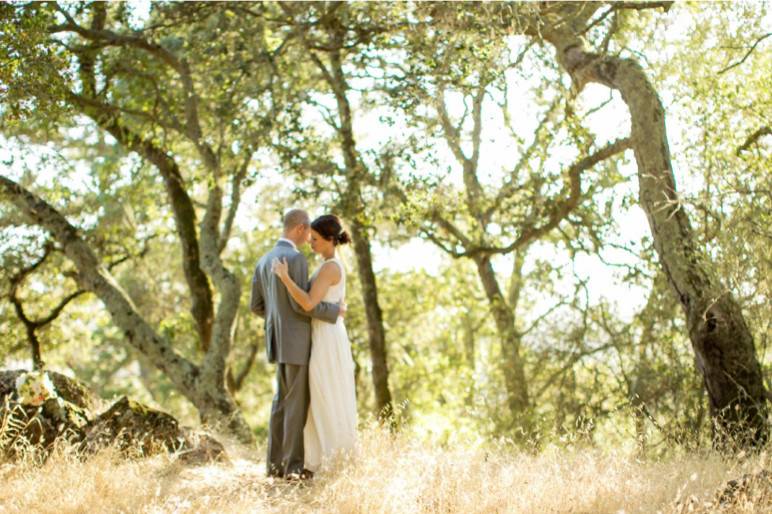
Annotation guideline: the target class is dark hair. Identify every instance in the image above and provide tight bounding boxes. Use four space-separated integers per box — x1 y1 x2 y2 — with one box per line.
311 214 351 246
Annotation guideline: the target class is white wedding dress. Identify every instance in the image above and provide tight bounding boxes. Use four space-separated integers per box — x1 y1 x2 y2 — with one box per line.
304 257 358 472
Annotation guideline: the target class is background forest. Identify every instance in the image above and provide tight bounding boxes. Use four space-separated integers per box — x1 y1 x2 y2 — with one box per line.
0 1 770 512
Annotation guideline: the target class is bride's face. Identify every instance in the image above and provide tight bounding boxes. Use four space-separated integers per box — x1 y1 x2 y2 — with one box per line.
310 229 333 255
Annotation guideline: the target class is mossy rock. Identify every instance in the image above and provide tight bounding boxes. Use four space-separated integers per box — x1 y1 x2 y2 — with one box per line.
0 397 90 459
79 396 226 463
1 370 227 464
80 396 185 457
0 369 99 412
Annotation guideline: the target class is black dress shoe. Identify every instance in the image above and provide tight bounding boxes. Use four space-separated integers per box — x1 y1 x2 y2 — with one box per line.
266 466 283 479
286 468 314 481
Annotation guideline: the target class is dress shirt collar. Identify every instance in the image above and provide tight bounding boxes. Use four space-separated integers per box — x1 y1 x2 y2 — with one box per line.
278 237 298 251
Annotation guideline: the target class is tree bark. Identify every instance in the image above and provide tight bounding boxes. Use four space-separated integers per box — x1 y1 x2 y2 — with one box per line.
196 184 251 443
350 218 394 419
474 255 531 420
538 3 768 448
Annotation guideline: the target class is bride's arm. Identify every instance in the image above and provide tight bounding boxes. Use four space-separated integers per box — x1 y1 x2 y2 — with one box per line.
273 258 341 312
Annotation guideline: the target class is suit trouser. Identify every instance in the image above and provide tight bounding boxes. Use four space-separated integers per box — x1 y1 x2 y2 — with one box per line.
267 362 309 477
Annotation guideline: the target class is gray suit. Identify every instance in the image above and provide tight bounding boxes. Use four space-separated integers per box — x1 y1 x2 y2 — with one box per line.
250 240 340 477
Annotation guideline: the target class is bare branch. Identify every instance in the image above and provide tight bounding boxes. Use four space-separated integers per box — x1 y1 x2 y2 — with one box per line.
489 95 562 219
434 214 474 248
462 137 632 259
435 87 469 166
736 126 771 155
582 2 672 35
600 11 619 53
718 32 772 75
421 228 465 258
229 342 259 392
534 342 616 400
218 150 254 253
33 289 87 327
612 2 674 12
469 82 486 175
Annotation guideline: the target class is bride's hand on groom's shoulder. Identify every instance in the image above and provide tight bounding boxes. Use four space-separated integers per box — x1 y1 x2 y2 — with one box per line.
271 257 290 282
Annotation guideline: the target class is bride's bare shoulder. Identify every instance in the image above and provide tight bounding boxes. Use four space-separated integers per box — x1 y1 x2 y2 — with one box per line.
318 260 343 283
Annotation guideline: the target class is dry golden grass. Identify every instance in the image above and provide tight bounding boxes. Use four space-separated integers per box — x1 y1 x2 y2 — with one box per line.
0 426 769 514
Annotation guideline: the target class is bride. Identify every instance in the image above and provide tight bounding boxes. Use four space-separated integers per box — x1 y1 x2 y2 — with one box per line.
272 214 358 473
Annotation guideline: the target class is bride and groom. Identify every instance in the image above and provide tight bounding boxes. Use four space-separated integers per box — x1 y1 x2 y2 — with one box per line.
249 209 357 480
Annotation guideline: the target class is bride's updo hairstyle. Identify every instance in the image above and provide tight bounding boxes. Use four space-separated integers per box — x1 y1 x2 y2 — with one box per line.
311 214 351 246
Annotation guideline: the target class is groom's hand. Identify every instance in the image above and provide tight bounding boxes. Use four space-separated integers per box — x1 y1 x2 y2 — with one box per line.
339 301 347 318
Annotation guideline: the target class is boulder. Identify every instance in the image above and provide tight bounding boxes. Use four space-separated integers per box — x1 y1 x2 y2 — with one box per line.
1 370 227 465
177 428 228 465
79 396 185 456
0 369 99 411
1 370 93 459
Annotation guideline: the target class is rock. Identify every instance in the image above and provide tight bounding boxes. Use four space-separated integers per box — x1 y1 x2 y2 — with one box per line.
80 396 185 457
80 397 228 464
0 369 100 411
0 396 89 459
1 370 228 465
1 369 97 458
716 469 772 505
177 428 229 465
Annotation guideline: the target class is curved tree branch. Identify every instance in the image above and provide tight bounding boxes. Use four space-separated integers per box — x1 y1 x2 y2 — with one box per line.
0 174 202 393
736 126 771 155
445 137 631 259
67 84 215 351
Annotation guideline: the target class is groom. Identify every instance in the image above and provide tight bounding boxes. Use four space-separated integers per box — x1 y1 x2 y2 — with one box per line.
249 208 343 480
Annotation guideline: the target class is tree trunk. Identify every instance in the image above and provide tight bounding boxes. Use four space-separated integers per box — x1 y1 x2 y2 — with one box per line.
540 7 768 448
349 219 394 419
306 39 396 422
0 175 254 443
27 328 44 370
474 255 530 421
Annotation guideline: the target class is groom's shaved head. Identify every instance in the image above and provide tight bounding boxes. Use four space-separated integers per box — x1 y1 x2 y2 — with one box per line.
283 209 310 231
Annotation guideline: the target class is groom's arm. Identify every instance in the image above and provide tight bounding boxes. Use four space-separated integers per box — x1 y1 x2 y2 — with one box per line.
249 264 266 318
287 253 340 324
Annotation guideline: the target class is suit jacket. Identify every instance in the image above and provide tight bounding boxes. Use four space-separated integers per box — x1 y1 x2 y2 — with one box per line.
250 240 340 365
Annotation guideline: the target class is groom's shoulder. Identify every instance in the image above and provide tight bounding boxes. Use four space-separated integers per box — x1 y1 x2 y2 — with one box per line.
287 248 306 263
263 243 303 261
